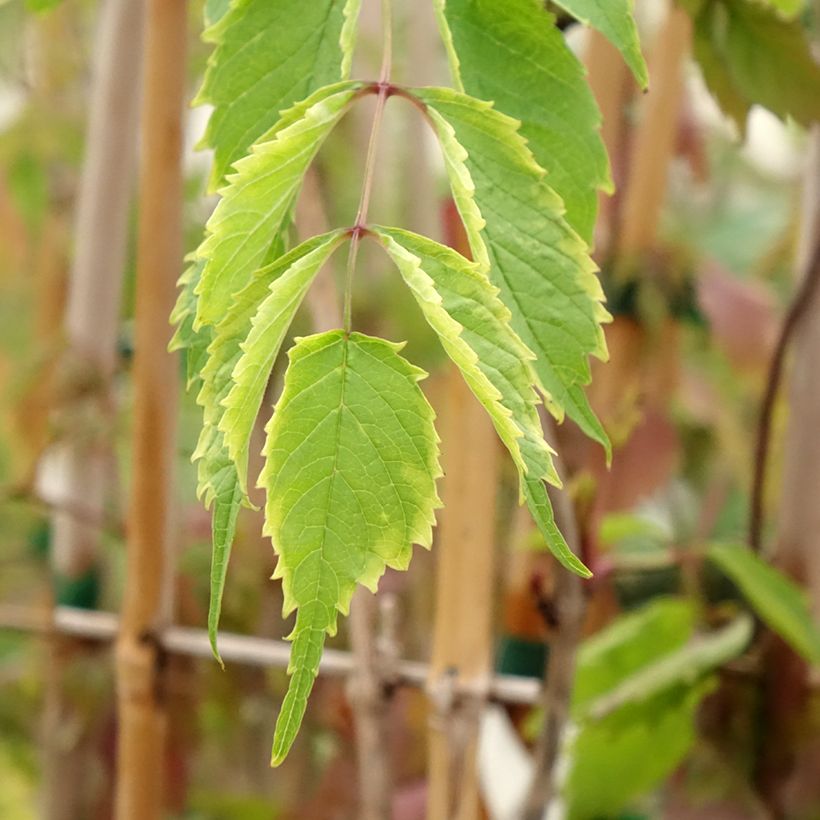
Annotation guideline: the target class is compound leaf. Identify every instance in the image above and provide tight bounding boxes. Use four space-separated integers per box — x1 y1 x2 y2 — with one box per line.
262 330 441 764
196 0 362 188
374 226 589 576
195 81 363 327
434 0 610 240
415 87 610 455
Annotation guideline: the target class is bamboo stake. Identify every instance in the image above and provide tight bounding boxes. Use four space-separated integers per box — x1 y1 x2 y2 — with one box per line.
584 29 636 258
114 1 187 817
37 3 143 817
427 369 499 820
616 6 692 261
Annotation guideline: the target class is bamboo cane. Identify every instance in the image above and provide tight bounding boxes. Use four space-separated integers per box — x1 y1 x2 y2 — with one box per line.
617 7 692 262
114 1 187 817
38 2 144 817
427 369 499 820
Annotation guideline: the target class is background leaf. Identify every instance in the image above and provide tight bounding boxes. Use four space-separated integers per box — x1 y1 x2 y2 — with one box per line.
687 0 820 130
709 543 820 664
563 601 750 818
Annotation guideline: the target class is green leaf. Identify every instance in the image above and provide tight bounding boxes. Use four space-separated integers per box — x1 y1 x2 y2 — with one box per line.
709 543 820 664
262 331 441 764
170 260 242 664
414 87 611 455
170 258 210 389
764 0 805 16
195 0 362 188
374 226 589 576
24 0 63 12
195 81 363 327
566 681 713 820
688 0 820 130
551 0 648 88
434 0 610 241
582 614 752 720
564 603 750 818
205 454 243 666
174 242 329 665
573 596 696 711
203 0 231 27
221 230 347 491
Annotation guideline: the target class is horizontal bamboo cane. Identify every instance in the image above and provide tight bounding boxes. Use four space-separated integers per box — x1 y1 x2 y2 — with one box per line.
0 604 541 705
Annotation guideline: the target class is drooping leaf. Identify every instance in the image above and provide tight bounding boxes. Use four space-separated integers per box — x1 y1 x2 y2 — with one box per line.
709 543 820 664
261 331 441 764
414 87 611 455
221 230 347 490
687 0 820 131
170 258 210 389
375 226 589 575
434 0 611 241
551 0 648 88
170 260 242 664
177 235 347 662
195 82 363 327
195 0 362 188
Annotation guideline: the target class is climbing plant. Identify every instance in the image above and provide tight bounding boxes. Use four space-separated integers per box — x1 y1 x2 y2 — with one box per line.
172 0 648 765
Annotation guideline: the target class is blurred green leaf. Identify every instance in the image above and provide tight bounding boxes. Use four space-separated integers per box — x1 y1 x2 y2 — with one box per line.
574 597 696 711
583 614 752 720
764 0 805 17
566 680 714 820
203 0 230 27
565 610 751 818
688 0 820 130
7 153 47 234
24 0 62 12
708 543 820 664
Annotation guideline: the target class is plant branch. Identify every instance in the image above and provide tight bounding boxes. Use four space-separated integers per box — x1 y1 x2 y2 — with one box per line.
523 419 587 820
343 0 392 333
749 240 820 553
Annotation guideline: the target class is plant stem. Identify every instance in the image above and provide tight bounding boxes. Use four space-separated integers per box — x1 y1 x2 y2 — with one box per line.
749 240 820 554
343 0 392 333
522 420 586 820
